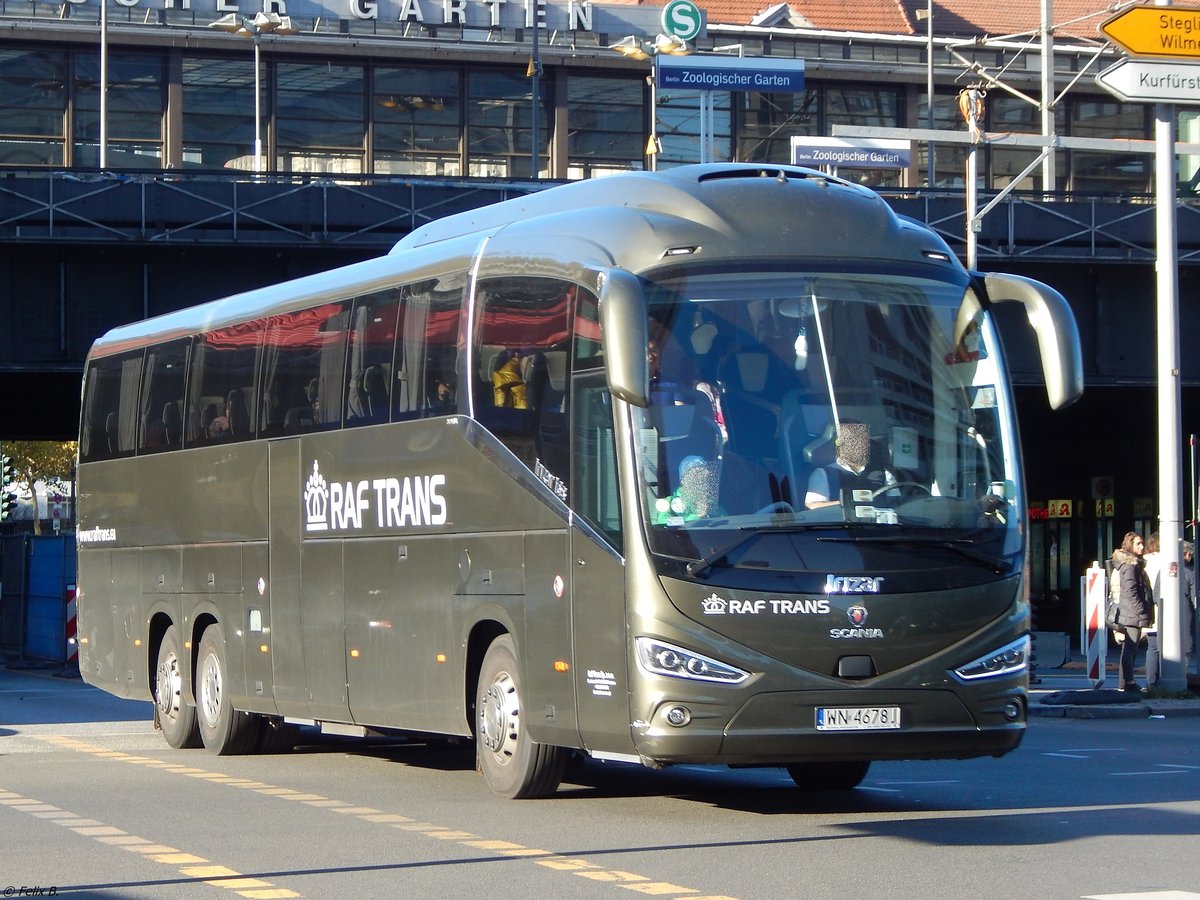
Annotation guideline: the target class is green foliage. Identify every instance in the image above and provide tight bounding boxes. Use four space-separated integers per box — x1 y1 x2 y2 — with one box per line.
0 440 76 531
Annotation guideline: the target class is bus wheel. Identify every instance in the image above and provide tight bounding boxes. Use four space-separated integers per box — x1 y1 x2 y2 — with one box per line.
154 625 201 749
196 625 261 755
475 635 567 799
785 760 870 791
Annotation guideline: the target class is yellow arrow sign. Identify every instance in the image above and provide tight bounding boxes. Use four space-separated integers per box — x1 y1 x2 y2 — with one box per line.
1101 4 1200 59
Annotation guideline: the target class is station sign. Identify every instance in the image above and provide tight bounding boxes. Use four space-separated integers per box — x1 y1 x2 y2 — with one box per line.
661 0 703 41
791 136 910 169
1101 4 1200 60
1096 57 1200 104
657 55 805 92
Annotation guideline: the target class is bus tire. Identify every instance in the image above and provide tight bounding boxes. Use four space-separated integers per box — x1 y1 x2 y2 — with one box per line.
785 760 870 791
154 624 201 749
475 635 567 799
196 625 261 755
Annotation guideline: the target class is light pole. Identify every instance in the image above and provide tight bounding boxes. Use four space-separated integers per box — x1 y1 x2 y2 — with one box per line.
610 34 691 172
209 12 298 173
916 1 935 185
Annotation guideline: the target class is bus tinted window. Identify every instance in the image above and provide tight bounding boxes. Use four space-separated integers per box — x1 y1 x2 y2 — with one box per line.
260 301 350 436
344 290 401 428
404 274 464 420
139 340 189 453
473 277 575 473
80 351 143 462
188 322 263 444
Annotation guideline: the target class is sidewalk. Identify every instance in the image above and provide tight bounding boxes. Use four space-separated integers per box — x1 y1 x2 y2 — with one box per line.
1029 663 1200 719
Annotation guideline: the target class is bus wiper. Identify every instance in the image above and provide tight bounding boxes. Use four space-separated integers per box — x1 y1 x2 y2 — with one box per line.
817 534 1010 574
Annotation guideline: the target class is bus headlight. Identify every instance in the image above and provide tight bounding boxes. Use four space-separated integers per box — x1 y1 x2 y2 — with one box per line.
952 636 1029 682
635 637 750 684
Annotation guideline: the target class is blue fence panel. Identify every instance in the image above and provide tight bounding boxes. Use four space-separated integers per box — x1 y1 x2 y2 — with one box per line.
22 536 76 662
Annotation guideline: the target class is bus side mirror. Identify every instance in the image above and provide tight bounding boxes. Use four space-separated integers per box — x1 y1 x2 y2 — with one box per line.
982 272 1084 411
599 268 649 408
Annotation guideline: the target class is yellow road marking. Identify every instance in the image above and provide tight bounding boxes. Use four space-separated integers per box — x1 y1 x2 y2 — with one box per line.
0 785 302 898
34 737 745 899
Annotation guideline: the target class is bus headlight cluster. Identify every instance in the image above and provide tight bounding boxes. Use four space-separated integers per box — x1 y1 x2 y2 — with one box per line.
635 637 749 684
952 636 1029 682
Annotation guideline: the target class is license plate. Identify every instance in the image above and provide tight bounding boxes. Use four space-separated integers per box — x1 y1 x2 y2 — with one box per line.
815 706 902 731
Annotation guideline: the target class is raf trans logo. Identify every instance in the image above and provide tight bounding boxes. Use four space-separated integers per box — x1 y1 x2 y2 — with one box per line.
303 459 447 534
701 594 727 615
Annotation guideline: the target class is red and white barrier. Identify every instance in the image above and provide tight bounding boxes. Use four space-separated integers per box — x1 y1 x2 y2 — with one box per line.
1082 563 1106 687
65 583 77 667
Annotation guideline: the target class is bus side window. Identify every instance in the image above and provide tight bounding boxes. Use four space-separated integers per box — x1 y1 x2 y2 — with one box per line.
188 325 262 445
80 351 143 463
260 301 349 436
344 290 401 429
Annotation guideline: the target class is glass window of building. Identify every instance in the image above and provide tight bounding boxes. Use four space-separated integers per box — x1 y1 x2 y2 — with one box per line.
74 53 165 168
1069 99 1147 193
918 89 969 188
0 49 67 166
182 57 256 171
988 94 1042 191
825 85 902 188
1179 109 1200 197
374 67 462 176
466 69 549 178
565 75 644 177
658 88 731 168
276 62 365 174
738 90 818 164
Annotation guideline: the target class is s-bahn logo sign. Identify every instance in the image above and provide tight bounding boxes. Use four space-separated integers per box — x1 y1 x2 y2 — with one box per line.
303 460 447 533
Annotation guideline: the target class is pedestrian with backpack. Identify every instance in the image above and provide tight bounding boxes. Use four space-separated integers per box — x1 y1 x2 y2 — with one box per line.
1111 531 1153 692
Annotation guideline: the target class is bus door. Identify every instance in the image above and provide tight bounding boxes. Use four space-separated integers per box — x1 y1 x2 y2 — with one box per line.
569 371 637 755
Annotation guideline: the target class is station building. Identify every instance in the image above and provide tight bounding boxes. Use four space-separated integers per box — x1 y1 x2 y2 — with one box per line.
3 0 1200 631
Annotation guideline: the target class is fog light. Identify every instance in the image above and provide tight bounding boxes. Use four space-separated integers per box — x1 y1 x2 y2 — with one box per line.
664 705 692 727
1003 700 1022 722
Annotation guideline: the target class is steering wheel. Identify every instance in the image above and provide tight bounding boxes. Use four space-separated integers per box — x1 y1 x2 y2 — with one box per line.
871 481 931 500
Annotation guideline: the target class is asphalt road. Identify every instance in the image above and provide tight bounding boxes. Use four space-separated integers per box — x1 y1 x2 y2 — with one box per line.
2 667 1198 900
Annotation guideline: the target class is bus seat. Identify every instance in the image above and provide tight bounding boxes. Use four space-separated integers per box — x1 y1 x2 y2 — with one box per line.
718 351 783 458
363 364 389 421
227 388 251 437
105 412 119 456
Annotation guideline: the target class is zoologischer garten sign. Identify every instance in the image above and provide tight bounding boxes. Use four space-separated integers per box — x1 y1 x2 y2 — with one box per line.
656 55 805 91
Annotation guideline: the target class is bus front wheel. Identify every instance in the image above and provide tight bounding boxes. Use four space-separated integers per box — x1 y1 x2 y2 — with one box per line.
196 625 261 755
475 635 568 799
154 625 201 749
786 760 870 791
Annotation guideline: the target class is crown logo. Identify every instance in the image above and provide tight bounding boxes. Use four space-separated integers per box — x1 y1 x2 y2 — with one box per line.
700 593 727 615
303 460 328 531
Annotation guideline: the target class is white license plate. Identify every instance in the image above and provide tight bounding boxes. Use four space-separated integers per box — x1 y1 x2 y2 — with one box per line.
815 706 902 731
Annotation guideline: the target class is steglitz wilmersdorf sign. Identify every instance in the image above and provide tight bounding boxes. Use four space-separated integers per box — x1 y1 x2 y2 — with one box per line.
1096 57 1200 105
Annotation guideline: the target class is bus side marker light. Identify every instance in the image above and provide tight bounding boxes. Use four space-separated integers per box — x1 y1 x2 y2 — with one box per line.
350 649 360 659
259 644 269 654
133 639 142 647
553 660 569 673
436 654 447 663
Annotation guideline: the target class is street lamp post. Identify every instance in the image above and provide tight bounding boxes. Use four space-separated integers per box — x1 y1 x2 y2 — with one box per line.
209 12 297 173
610 34 691 172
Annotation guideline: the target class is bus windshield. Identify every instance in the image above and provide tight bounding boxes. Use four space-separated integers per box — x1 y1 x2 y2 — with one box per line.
633 265 1023 577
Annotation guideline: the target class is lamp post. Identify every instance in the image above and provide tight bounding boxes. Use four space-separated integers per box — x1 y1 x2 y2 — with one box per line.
610 34 691 172
209 12 297 173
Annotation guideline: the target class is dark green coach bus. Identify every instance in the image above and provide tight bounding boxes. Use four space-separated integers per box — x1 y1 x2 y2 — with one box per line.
76 164 1083 798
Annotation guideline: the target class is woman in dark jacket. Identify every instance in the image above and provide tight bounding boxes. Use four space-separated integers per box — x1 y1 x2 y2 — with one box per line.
1111 531 1152 692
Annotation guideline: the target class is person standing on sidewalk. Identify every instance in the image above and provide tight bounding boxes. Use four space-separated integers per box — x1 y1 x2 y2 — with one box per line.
1143 532 1163 687
1112 531 1153 693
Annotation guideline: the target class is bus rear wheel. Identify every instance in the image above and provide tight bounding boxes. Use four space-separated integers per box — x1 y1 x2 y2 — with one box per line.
196 625 261 755
154 625 201 749
785 760 871 791
475 635 568 799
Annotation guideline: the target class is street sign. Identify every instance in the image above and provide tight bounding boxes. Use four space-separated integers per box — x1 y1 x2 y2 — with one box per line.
791 136 910 169
1101 4 1200 60
656 55 805 92
1096 58 1200 104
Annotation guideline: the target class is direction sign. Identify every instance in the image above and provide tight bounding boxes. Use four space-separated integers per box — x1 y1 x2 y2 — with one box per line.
1101 4 1200 59
1097 58 1200 104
